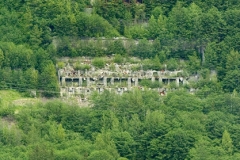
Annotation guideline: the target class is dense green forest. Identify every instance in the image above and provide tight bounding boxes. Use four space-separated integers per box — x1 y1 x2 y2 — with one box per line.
0 0 240 159
1 89 240 159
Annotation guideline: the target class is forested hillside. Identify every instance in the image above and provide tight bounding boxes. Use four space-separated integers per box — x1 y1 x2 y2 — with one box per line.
2 89 240 159
0 0 240 159
0 0 239 94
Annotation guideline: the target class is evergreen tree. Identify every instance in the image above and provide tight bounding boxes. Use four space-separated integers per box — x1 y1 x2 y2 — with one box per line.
39 62 59 97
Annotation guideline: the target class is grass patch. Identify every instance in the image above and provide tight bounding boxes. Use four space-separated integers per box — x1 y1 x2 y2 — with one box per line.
0 90 39 108
0 90 22 107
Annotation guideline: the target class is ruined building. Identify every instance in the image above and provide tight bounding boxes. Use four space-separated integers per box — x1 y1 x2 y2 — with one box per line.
58 58 188 100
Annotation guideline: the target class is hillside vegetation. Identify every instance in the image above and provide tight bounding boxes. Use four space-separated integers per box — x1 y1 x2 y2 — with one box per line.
0 0 240 159
0 0 239 95
1 89 240 159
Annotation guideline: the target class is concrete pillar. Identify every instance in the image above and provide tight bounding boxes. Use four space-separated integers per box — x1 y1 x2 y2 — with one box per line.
97 88 100 93
103 77 107 87
168 79 170 85
79 77 82 86
183 79 188 85
87 77 90 87
151 77 155 82
150 70 153 77
159 77 162 84
135 78 138 86
120 89 123 95
62 77 66 86
128 77 131 89
58 70 61 85
176 77 179 87
111 77 114 85
117 88 121 94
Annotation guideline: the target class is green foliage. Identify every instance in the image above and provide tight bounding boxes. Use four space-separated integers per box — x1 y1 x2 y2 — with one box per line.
38 62 59 97
92 57 105 69
25 68 38 89
108 40 126 56
124 25 148 39
109 63 116 71
0 0 240 158
74 63 91 71
223 70 240 92
0 42 34 70
226 50 240 70
132 39 154 59
222 130 233 155
154 129 195 160
54 12 119 37
204 42 219 69
188 52 201 73
188 136 227 160
0 88 239 159
165 58 178 71
88 150 114 160
0 49 4 68
164 90 203 111
151 7 163 19
139 79 163 88
113 54 124 64
141 55 162 71
29 143 54 160
57 62 65 69
93 131 120 159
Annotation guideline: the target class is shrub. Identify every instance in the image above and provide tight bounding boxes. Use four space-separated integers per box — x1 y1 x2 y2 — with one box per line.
166 58 178 71
142 58 162 70
74 63 91 70
92 57 105 69
139 79 163 88
57 62 65 69
131 65 141 71
109 63 116 71
113 54 124 64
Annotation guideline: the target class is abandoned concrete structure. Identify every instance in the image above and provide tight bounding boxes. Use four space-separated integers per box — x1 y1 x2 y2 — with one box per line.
58 62 187 100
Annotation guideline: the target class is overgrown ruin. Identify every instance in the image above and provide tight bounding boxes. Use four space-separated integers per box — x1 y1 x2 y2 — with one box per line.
58 57 188 101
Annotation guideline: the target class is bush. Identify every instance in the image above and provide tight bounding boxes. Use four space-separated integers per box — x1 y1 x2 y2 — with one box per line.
57 62 65 69
92 57 105 69
74 63 91 71
142 58 162 70
124 26 148 39
169 81 177 89
109 63 116 71
139 79 163 88
199 68 210 79
177 70 189 77
166 58 178 71
0 106 15 117
113 54 124 64
131 65 141 71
